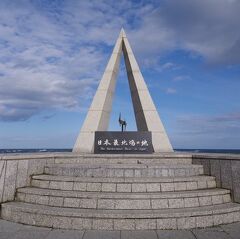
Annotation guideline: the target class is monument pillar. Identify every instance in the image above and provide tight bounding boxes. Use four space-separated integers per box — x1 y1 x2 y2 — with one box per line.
73 30 123 153
73 29 173 153
122 31 173 152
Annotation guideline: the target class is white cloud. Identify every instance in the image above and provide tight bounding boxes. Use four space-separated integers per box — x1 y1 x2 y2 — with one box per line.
155 62 182 72
0 0 239 121
171 112 240 148
0 1 128 121
173 75 191 82
166 88 177 94
160 62 175 70
130 0 240 65
0 0 156 121
176 112 240 135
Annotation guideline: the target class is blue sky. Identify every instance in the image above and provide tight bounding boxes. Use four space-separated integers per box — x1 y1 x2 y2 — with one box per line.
0 0 240 149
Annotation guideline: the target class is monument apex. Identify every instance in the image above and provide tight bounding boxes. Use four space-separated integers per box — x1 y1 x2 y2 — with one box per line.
73 29 173 153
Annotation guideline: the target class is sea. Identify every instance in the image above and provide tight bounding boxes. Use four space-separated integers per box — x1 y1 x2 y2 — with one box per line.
0 148 240 154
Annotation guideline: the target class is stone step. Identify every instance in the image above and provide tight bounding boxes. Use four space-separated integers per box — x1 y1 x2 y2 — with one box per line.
31 175 216 192
53 153 192 159
44 163 204 177
53 154 192 165
16 187 231 210
2 202 240 230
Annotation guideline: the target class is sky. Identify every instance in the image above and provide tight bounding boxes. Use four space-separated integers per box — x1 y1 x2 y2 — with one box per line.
0 0 240 149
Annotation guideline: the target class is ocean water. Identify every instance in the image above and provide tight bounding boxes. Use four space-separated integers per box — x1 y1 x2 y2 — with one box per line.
0 149 72 154
0 148 240 154
175 149 240 154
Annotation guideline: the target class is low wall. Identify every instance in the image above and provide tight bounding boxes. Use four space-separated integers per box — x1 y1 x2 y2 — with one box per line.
1 152 240 205
0 154 58 203
0 152 190 204
192 154 240 203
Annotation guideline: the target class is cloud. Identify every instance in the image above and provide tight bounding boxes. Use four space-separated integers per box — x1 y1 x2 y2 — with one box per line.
173 75 191 82
160 62 176 70
176 112 240 135
0 0 156 121
171 112 240 148
41 113 56 121
0 42 102 121
0 1 126 121
166 88 177 94
157 62 182 72
0 0 239 122
130 0 240 66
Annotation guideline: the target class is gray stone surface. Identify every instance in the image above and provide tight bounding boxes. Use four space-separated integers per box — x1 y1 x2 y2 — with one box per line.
177 217 196 229
116 184 131 192
0 156 48 205
16 187 231 210
1 219 240 239
202 159 210 175
121 230 158 239
0 161 7 202
3 161 18 201
210 160 221 187
0 221 52 239
231 160 240 202
46 229 84 239
157 219 177 229
45 164 204 177
83 230 120 239
221 222 240 239
1 152 240 235
0 231 17 239
13 229 50 239
0 219 24 232
16 160 29 188
191 227 231 239
220 161 233 189
157 230 195 239
193 155 240 204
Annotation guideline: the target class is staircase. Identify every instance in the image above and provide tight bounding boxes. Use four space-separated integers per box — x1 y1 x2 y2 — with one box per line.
1 154 240 230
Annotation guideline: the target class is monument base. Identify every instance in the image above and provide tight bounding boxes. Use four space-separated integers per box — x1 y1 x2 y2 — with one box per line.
94 131 153 154
1 152 240 230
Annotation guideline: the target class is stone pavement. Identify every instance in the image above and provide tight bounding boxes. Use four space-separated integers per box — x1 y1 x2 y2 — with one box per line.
0 219 240 239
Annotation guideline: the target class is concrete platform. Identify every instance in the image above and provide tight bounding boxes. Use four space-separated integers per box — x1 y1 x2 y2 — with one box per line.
16 187 231 209
1 153 240 231
0 219 240 239
44 163 204 177
31 175 217 192
2 202 240 230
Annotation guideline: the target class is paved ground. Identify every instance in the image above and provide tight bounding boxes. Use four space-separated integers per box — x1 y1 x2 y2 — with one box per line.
0 219 240 239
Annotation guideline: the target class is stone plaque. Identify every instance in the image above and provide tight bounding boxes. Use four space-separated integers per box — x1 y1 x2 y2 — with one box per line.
94 131 153 154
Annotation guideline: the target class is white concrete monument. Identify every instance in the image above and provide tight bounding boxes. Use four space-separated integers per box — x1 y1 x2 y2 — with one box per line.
73 29 173 153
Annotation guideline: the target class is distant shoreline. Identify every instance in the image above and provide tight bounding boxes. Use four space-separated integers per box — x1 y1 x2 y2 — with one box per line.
1 148 240 154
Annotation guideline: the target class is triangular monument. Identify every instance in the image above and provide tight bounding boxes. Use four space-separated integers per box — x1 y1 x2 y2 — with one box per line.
73 29 173 153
